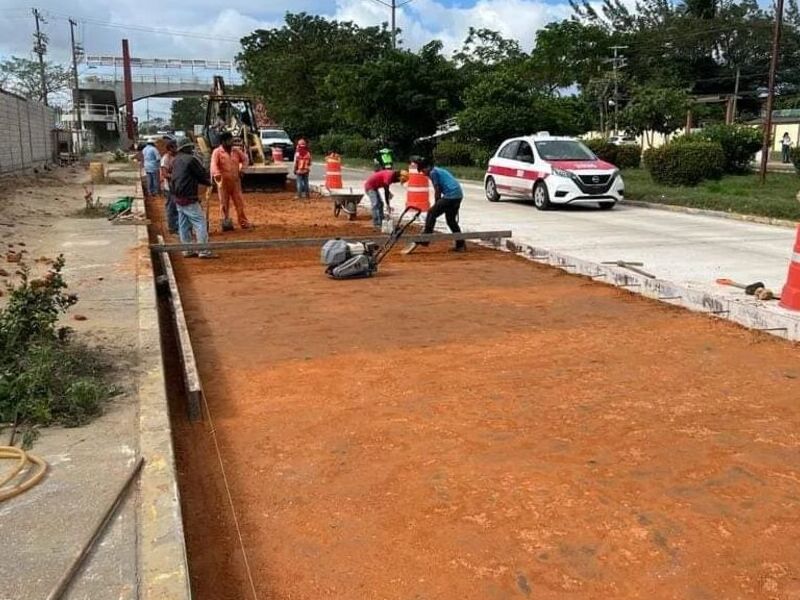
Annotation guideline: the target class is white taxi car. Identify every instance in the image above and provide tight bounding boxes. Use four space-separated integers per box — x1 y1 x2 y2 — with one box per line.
484 134 624 210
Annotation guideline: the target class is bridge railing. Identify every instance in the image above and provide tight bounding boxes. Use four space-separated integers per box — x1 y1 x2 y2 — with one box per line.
80 74 243 87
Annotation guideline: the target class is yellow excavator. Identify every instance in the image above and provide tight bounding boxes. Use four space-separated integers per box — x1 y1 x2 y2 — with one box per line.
195 76 288 191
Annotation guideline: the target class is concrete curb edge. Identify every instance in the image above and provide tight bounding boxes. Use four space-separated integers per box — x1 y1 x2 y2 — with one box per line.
134 194 192 600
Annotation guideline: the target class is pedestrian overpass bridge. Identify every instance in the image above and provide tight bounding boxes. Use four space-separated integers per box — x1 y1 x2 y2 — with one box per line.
80 74 221 103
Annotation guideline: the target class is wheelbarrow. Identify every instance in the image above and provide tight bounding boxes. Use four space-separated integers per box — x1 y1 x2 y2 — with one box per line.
329 188 363 221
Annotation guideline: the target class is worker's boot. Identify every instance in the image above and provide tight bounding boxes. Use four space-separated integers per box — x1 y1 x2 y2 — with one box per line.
221 217 234 232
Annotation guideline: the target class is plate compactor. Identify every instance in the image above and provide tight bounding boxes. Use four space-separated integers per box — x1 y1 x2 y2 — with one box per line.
321 207 420 279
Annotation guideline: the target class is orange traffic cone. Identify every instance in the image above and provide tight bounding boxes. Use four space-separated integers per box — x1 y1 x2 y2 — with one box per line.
405 171 430 213
780 225 800 310
325 153 343 190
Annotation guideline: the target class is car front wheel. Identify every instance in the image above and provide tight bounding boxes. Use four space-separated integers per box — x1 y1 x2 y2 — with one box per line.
485 177 501 202
533 181 551 210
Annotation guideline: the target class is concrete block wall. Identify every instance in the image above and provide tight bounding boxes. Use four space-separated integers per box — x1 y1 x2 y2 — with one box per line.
0 90 56 175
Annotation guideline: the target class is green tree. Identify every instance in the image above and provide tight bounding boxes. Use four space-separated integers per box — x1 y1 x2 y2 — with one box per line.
457 68 588 148
0 56 72 103
238 13 392 139
328 42 462 151
529 22 612 93
620 85 690 145
170 97 207 132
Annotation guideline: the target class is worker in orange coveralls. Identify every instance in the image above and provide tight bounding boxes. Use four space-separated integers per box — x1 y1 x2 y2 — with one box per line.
210 131 253 231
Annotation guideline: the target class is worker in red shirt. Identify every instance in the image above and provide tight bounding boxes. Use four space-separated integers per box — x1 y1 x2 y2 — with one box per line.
210 131 252 231
363 169 408 229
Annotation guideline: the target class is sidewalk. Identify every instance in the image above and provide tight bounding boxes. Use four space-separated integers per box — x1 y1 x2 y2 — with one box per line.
0 164 188 599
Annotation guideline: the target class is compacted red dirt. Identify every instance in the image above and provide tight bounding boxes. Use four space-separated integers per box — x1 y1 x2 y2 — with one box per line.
150 192 800 600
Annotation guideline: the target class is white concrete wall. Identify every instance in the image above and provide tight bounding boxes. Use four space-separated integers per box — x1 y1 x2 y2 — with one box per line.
0 90 56 175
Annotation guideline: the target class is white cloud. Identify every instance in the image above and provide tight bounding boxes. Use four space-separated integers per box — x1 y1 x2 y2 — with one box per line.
0 0 570 63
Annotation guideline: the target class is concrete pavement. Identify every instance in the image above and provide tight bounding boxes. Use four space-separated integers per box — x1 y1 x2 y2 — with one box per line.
311 163 800 336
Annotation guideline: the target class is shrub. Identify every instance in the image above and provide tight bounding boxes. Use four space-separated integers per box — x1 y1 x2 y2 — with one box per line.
317 133 378 159
792 146 800 174
696 124 762 174
584 137 612 160
342 135 379 159
613 145 642 169
0 257 113 445
433 140 473 166
581 138 642 169
643 141 725 186
469 145 493 168
317 133 348 155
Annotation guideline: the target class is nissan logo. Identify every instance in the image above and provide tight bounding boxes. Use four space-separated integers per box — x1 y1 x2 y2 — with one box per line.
592 175 600 183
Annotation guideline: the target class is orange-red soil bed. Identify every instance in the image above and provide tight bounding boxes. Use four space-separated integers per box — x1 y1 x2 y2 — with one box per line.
149 192 800 600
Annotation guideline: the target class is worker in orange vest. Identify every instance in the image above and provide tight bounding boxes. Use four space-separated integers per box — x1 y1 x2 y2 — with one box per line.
293 139 312 199
210 131 253 231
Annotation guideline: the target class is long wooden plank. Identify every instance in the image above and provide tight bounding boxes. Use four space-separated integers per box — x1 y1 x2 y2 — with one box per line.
157 234 202 421
150 230 513 253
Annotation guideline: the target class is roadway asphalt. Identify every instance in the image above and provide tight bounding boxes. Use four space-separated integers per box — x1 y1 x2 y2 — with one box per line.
309 163 799 304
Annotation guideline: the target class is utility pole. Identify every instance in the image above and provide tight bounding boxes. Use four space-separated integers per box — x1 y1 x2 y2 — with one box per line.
608 46 628 136
391 0 396 49
760 0 785 184
732 67 741 122
69 18 83 152
32 8 48 106
122 39 136 143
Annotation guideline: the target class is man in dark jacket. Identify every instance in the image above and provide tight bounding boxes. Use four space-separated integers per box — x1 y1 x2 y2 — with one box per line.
171 143 215 258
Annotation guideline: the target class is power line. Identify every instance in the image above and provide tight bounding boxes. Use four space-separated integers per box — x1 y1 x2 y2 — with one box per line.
42 11 242 43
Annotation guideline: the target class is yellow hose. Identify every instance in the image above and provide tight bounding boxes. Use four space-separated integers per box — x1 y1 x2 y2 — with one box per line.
0 446 47 502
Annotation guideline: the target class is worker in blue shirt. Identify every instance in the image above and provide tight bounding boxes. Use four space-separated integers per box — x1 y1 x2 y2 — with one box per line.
142 141 162 197
407 157 465 253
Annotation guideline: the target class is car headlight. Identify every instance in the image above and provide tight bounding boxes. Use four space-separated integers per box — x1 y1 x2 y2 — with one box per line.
552 167 574 179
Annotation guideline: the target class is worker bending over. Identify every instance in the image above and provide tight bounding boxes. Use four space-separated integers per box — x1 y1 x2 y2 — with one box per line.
170 143 215 259
408 158 465 253
363 169 408 229
211 131 253 231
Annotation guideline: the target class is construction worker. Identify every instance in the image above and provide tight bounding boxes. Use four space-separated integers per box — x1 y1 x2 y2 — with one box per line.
160 139 178 233
170 143 215 258
142 141 161 197
364 169 408 229
406 157 465 253
293 139 312 199
210 131 252 231
374 146 394 171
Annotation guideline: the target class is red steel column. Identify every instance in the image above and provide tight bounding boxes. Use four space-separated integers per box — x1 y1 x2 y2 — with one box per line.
122 39 136 142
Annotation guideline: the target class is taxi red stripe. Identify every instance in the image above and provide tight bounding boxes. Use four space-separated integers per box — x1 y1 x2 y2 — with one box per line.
487 165 547 180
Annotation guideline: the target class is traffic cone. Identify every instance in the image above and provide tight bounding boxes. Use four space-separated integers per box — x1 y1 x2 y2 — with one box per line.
405 171 430 213
780 225 800 311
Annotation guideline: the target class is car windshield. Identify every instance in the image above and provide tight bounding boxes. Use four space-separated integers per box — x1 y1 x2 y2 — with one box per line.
262 129 290 141
535 140 596 161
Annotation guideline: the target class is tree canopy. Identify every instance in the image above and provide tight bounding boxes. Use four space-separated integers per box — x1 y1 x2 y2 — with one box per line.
0 57 71 103
234 4 800 154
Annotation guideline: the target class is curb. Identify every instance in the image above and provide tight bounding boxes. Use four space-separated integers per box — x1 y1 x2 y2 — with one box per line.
620 199 798 229
134 194 192 600
475 235 800 342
